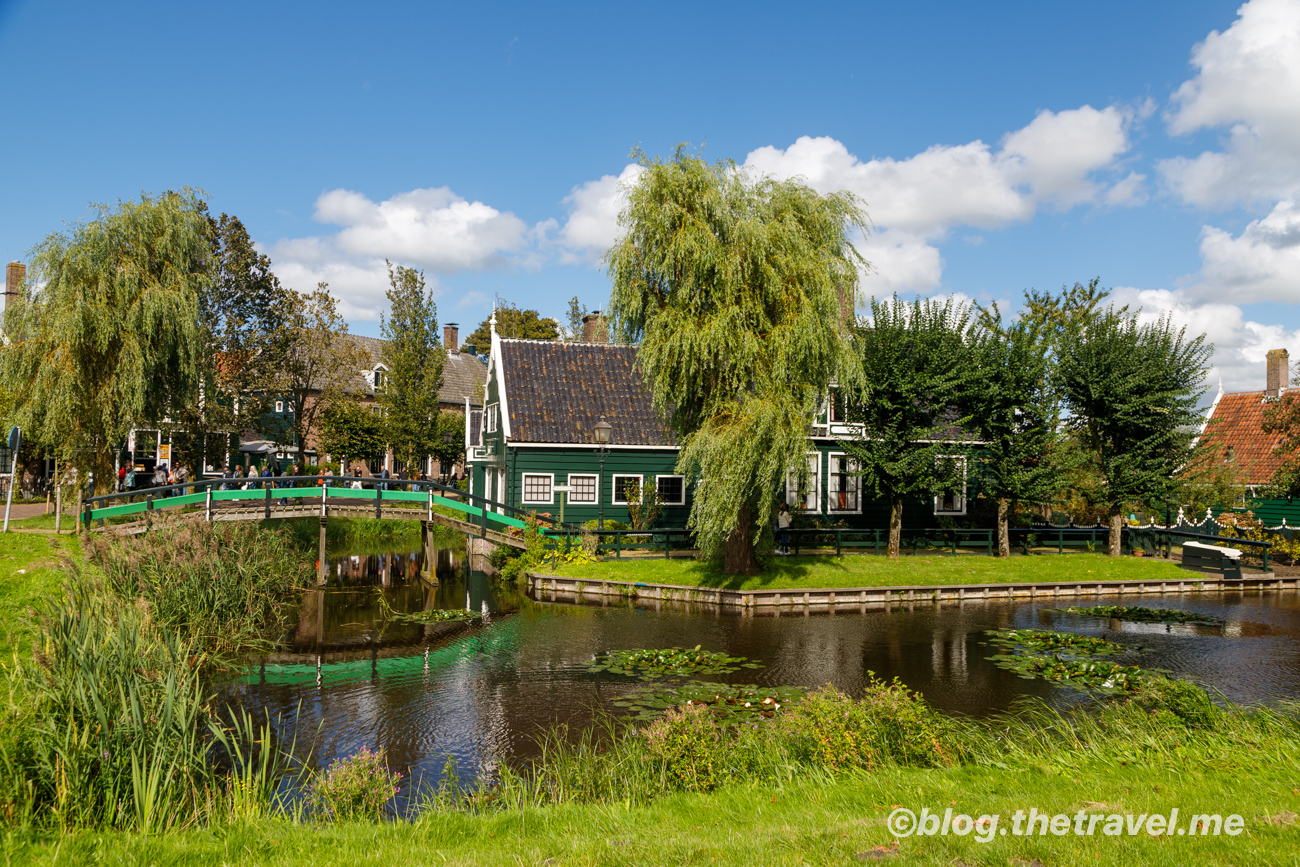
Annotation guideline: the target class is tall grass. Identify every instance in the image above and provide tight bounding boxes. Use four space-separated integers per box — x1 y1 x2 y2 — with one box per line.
0 522 311 831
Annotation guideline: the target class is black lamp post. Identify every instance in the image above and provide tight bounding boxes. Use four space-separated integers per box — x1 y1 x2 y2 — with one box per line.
594 416 612 530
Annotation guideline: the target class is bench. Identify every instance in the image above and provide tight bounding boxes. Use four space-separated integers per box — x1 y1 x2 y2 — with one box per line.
1181 540 1243 579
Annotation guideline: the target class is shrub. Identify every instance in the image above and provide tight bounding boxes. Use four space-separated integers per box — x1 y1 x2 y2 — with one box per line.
1128 677 1222 729
641 702 727 792
310 746 403 821
775 679 961 771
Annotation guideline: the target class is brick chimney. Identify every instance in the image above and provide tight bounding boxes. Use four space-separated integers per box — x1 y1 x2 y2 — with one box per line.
444 322 459 353
582 311 607 344
1267 348 1289 396
3 261 24 315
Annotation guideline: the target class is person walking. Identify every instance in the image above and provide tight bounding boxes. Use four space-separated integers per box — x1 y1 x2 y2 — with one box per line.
117 465 126 493
777 503 793 555
124 466 136 497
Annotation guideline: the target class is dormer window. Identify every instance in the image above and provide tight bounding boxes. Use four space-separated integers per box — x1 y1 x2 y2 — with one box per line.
373 368 387 390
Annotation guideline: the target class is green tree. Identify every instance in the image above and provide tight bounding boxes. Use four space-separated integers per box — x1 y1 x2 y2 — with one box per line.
274 285 368 459
963 317 1066 556
431 410 466 481
1 190 210 492
318 400 386 472
173 212 292 473
607 148 866 574
380 262 444 471
464 296 559 349
839 296 972 560
1057 306 1212 555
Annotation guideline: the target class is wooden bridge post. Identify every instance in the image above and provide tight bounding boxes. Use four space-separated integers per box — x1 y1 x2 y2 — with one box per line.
205 486 212 522
264 485 271 520
318 516 328 585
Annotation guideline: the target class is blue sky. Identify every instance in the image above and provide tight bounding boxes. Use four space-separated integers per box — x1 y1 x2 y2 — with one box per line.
3 0 1299 391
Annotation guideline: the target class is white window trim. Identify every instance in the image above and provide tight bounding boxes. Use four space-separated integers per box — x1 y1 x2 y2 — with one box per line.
933 455 968 516
655 474 686 505
611 474 643 505
786 452 822 514
567 473 598 504
274 400 284 413
521 472 554 505
826 452 862 514
486 404 498 433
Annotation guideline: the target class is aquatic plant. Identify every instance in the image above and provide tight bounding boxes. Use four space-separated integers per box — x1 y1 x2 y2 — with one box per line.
386 608 475 624
613 681 805 723
587 645 761 679
1064 605 1224 625
983 628 1148 692
310 746 403 821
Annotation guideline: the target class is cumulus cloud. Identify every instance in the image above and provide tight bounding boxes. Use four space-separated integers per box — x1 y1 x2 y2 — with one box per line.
858 230 945 294
1188 199 1300 303
1161 0 1300 207
265 186 540 321
1111 285 1300 394
559 164 645 262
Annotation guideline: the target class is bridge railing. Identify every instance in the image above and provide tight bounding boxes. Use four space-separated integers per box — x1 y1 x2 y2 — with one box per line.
82 475 576 537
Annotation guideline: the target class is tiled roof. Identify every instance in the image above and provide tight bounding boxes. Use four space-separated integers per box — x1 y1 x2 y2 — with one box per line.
338 334 486 407
498 339 674 445
1200 389 1292 485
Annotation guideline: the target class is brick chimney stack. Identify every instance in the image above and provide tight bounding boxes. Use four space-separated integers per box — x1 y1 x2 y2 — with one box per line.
3 261 24 316
444 323 458 353
582 311 607 344
1267 348 1289 396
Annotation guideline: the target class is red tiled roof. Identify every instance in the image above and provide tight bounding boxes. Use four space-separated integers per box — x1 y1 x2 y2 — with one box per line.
1200 390 1292 485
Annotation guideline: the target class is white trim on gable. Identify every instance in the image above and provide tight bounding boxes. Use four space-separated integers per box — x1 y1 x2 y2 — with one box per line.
490 312 511 440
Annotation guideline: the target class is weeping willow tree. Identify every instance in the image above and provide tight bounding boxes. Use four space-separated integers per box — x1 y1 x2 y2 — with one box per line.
1 190 210 493
606 148 867 574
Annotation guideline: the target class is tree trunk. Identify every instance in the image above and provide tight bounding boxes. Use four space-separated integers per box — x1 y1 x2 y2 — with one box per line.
1108 509 1123 557
888 496 903 559
722 502 761 575
998 497 1011 558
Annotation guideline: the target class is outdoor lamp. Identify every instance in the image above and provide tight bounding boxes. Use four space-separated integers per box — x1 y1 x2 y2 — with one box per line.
594 417 612 444
442 431 455 444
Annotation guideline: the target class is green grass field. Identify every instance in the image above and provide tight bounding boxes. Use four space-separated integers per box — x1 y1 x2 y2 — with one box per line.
0 532 74 661
549 551 1188 591
11 753 1296 866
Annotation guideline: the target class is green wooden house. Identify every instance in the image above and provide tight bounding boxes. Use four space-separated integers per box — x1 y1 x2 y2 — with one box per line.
466 317 978 529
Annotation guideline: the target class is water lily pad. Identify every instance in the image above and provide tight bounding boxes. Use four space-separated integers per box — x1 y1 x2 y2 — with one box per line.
1063 605 1223 625
587 645 762 679
613 681 805 723
983 629 1148 693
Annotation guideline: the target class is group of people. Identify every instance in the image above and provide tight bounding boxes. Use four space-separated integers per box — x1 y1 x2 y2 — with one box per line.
114 462 187 496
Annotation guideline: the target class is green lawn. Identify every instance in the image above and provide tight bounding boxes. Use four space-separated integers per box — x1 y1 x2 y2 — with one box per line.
549 551 1189 591
12 752 1295 866
0 532 74 661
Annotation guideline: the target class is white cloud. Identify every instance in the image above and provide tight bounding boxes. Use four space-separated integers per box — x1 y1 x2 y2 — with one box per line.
741 105 1134 292
1161 0 1300 207
316 187 530 273
1110 285 1300 393
1189 199 1300 303
559 164 645 262
265 186 540 321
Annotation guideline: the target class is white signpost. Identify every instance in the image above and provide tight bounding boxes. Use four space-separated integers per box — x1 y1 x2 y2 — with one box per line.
2 427 20 533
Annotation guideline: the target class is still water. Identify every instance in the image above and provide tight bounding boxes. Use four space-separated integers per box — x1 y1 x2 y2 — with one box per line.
227 547 1300 794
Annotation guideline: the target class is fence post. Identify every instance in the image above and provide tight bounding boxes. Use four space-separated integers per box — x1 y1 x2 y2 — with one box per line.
987 529 992 556
375 487 382 520
264 485 272 520
951 529 957 555
205 486 212 522
664 532 670 559
874 529 880 556
615 532 622 559
426 488 433 523
1264 545 1270 572
1058 529 1063 555
836 529 842 558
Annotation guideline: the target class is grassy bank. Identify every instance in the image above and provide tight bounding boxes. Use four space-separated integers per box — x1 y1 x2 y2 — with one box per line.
551 551 1188 591
0 533 76 661
14 754 1296 866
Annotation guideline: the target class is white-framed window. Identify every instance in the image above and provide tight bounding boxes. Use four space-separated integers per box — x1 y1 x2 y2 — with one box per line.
521 473 553 504
785 452 821 513
567 473 598 504
827 453 861 513
486 405 498 433
274 400 284 413
934 455 968 515
373 368 387 390
611 474 642 505
370 404 383 417
656 474 686 505
828 388 847 423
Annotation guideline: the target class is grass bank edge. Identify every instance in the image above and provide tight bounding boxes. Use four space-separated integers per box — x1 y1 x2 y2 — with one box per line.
548 552 1190 591
14 755 1299 866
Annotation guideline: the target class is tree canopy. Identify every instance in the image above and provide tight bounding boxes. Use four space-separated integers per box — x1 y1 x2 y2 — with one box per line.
1057 306 1212 555
1 189 211 490
606 147 867 574
380 261 444 471
839 296 972 559
464 297 559 349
